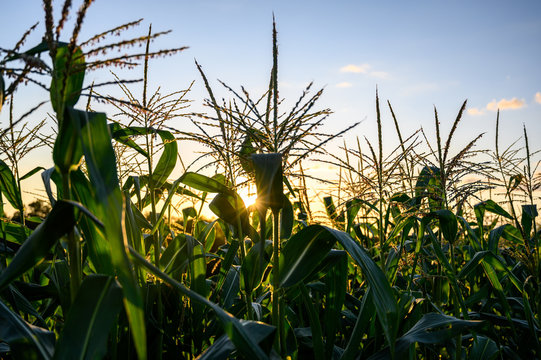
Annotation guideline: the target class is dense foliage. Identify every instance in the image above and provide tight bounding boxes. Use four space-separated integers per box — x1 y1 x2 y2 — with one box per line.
0 2 539 359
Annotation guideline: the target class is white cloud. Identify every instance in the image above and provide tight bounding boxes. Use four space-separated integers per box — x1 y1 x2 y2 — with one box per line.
340 64 371 73
336 82 353 88
486 97 526 111
467 108 484 116
340 63 390 79
535 92 541 104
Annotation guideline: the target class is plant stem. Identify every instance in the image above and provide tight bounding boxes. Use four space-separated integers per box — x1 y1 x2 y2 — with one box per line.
62 172 80 302
236 201 252 320
300 284 325 360
271 207 284 355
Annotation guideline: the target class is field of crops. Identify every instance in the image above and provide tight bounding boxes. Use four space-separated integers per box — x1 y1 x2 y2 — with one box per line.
1 2 540 359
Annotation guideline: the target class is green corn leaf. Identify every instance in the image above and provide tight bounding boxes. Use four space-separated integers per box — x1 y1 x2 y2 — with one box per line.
129 247 272 360
150 177 182 235
384 215 415 247
0 159 23 210
346 198 362 233
488 225 506 252
5 284 48 328
368 313 484 360
106 125 176 187
474 199 513 225
149 129 177 188
521 204 538 239
198 320 275 360
303 249 348 284
324 196 345 230
458 216 482 252
221 267 240 310
180 171 230 193
523 284 541 354
414 166 440 200
341 288 376 360
458 249 524 294
108 123 149 158
124 194 146 284
458 250 492 279
68 169 114 274
0 299 55 360
469 336 500 360
251 153 284 211
160 233 191 275
183 206 197 225
434 209 458 244
75 108 146 360
281 194 294 239
333 228 398 355
279 225 338 288
424 226 469 315
241 240 272 294
53 275 123 360
45 260 72 315
41 167 57 205
0 200 76 291
212 239 240 302
299 284 325 360
53 107 85 174
19 166 46 181
189 236 208 297
209 192 253 237
50 45 85 113
508 174 523 192
323 251 347 358
161 180 201 200
239 130 257 174
0 222 31 245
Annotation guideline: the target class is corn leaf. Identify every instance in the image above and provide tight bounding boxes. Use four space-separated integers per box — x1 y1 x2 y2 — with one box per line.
0 200 76 291
278 225 338 288
198 320 275 360
241 240 272 294
0 159 23 210
129 247 272 360
251 153 284 210
368 313 484 360
74 108 146 360
323 251 347 358
180 171 230 194
333 228 398 355
0 299 55 360
50 45 85 113
108 123 149 158
53 275 123 360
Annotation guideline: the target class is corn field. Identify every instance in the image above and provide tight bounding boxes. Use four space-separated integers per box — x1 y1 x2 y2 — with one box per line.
0 2 540 359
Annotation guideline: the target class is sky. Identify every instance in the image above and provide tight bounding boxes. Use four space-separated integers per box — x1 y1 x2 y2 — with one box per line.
1 0 540 210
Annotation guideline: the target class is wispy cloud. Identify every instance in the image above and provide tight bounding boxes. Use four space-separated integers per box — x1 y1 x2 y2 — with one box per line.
336 82 353 88
340 63 389 79
535 92 541 104
340 64 371 74
467 108 485 116
486 97 526 111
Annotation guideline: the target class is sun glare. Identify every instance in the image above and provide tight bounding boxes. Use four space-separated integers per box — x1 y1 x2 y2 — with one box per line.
238 187 258 208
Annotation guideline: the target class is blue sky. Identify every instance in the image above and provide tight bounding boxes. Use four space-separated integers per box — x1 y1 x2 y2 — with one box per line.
1 0 540 207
